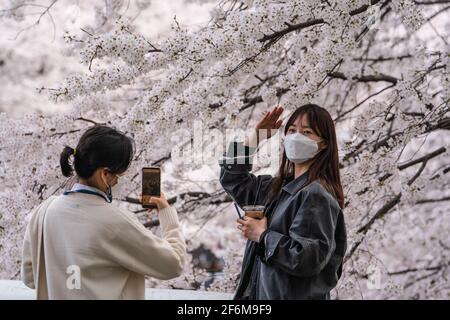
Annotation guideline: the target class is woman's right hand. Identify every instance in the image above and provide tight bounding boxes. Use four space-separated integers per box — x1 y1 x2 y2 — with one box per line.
245 106 284 146
148 192 170 211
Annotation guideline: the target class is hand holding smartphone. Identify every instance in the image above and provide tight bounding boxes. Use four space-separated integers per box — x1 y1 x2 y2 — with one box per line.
142 167 161 209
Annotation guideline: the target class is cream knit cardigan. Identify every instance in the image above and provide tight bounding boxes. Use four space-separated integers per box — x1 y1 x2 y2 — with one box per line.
21 193 186 299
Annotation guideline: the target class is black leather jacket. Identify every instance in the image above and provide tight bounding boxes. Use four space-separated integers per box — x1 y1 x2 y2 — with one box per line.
219 142 347 300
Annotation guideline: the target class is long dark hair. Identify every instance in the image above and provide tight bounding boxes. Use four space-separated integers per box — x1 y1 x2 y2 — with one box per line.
60 125 135 179
267 104 344 208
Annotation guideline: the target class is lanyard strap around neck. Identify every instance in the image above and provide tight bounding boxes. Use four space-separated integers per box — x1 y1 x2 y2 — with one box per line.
63 189 111 203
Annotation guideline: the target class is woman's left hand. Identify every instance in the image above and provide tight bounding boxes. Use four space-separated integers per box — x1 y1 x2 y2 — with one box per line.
237 217 267 242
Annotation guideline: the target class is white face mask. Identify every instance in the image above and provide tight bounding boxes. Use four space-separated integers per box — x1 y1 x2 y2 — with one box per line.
283 133 322 164
101 171 113 203
101 168 122 202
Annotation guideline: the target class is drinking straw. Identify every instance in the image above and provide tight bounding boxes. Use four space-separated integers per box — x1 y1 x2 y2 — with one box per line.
233 202 243 219
254 180 262 205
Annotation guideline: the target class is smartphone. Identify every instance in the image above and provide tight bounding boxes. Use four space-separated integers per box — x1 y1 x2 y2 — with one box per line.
142 167 161 208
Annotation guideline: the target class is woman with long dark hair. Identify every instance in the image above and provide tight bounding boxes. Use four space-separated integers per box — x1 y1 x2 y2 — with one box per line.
219 104 347 300
21 125 186 299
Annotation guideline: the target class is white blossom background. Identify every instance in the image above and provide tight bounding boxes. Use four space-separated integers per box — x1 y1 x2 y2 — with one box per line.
0 0 449 299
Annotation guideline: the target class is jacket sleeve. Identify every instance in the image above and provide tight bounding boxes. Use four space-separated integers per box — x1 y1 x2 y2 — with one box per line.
219 141 272 207
257 186 338 277
105 206 187 280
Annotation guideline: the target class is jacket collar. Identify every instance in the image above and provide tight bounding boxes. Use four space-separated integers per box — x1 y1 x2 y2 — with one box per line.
282 170 309 195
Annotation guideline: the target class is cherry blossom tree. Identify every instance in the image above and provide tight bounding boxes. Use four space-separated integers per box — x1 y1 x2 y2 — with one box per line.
1 0 449 299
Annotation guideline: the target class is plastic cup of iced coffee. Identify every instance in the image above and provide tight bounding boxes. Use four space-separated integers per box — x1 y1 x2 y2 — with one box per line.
242 205 265 219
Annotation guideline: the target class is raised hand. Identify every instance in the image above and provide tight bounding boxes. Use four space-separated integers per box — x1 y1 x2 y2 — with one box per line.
245 106 284 147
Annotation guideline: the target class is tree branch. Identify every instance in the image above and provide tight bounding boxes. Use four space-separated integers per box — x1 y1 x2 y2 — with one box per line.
397 147 446 170
415 196 450 204
328 72 398 84
258 18 325 43
391 264 449 276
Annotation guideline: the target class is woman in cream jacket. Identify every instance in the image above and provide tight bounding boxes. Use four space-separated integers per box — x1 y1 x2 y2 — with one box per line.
21 125 186 299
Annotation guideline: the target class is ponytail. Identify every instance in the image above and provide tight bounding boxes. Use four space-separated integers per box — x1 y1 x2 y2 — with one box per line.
60 146 75 177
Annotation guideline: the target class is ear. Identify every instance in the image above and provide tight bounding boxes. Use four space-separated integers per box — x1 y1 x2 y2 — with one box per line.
99 167 109 178
319 140 328 150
